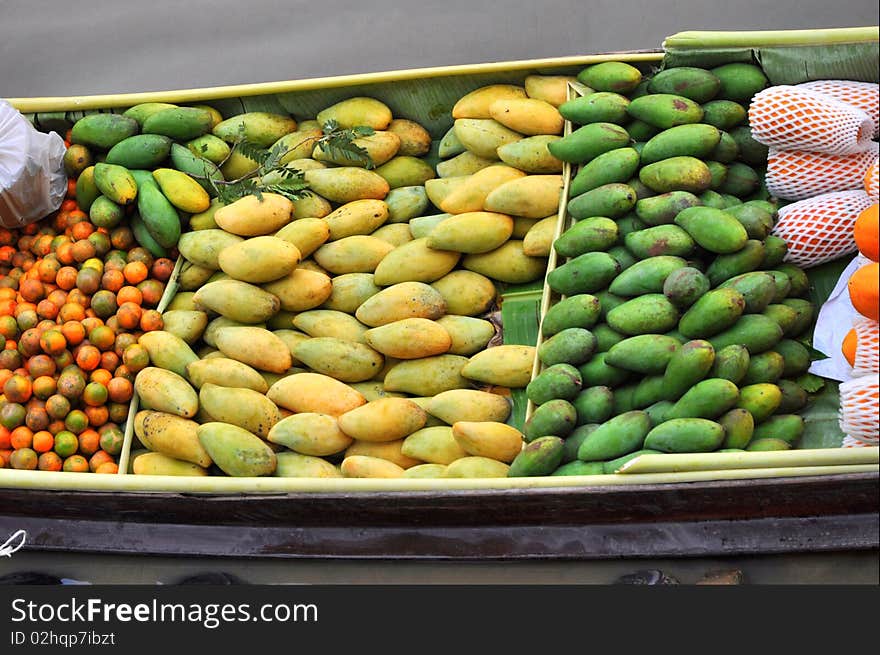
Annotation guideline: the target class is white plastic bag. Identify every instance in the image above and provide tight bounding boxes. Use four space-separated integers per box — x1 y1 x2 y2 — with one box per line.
0 99 67 228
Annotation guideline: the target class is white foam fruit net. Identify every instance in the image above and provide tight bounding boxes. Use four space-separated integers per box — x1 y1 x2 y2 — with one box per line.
838 373 879 445
865 157 879 200
853 316 880 377
771 190 875 267
749 85 875 155
765 143 879 200
797 79 880 138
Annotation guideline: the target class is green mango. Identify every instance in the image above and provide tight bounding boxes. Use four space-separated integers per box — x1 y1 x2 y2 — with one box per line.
606 334 681 374
186 134 232 164
752 414 804 446
662 339 716 400
763 304 801 335
626 93 705 129
718 271 777 313
705 240 766 287
384 185 429 223
639 156 712 193
89 195 124 229
708 314 784 354
666 377 740 420
607 245 637 272
130 211 170 258
562 424 599 462
70 112 139 150
197 422 276 477
572 386 614 425
719 408 755 449
567 183 637 220
577 61 643 94
776 379 809 414
438 125 466 158
741 351 785 385
553 460 606 476
674 206 748 254
142 107 214 141
645 400 675 426
640 124 721 165
626 119 661 142
136 176 182 249
569 147 641 197
705 161 728 189
616 213 647 238
546 252 621 296
719 162 761 198
774 263 811 298
593 324 626 352
723 204 774 240
578 352 631 388
710 344 751 384
609 256 687 296
526 363 583 405
709 130 740 163
711 63 768 103
538 328 597 367
559 92 630 125
698 189 728 209
541 294 602 336
123 102 178 126
635 191 702 226
523 400 578 442
105 134 172 169
553 217 619 258
701 100 747 131
775 340 811 378
577 410 651 461
547 122 632 164
508 436 566 477
169 143 224 196
663 266 710 308
779 299 815 337
625 224 696 259
93 162 138 206
648 67 721 103
631 375 669 408
746 438 791 452
596 291 627 319
736 383 783 423
730 125 769 167
644 418 725 452
606 294 680 336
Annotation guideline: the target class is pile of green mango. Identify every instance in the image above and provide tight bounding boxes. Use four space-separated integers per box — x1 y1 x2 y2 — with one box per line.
512 60 821 477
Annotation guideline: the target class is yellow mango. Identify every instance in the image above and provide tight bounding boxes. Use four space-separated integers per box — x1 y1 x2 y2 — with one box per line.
461 344 536 388
497 135 564 173
453 119 523 159
317 97 393 130
213 326 294 374
338 397 428 442
272 128 322 164
512 216 540 239
407 397 449 427
202 316 265 348
291 192 332 219
401 426 468 465
436 151 497 178
345 439 422 469
218 236 301 283
439 164 526 215
274 452 342 478
372 238 461 286
272 329 310 366
133 452 208 477
261 268 333 312
444 456 510 478
197 422 277 477
177 229 244 269
192 279 280 323
340 455 404 478
374 156 436 189
489 98 564 136
297 259 330 274
134 410 213 467
452 421 524 462
151 168 210 213
177 261 216 291
263 158 326 176
387 118 432 156
427 389 512 424
384 185 429 223
430 270 497 316
424 176 469 208
314 130 401 167
522 215 560 256
452 84 528 119
312 235 394 274
294 337 384 383
267 413 353 456
267 311 297 330
138 330 199 379
409 214 452 240
382 354 471 396
304 167 390 203
525 75 578 107
220 150 260 179
324 199 389 240
188 198 225 230
213 111 298 148
185 357 269 393
274 217 330 257
484 174 563 218
134 367 198 418
167 291 197 311
461 240 548 284
161 310 209 344
293 310 369 343
198 383 282 438
364 318 452 359
436 315 496 355
215 192 293 236
426 211 514 254
402 463 447 478
354 281 447 328
320 273 381 313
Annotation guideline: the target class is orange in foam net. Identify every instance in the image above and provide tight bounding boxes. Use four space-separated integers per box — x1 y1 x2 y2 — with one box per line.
848 261 879 322
865 158 879 199
797 79 880 137
765 145 878 201
854 204 879 261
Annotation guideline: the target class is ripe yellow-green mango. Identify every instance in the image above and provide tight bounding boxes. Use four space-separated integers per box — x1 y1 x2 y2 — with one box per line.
202 316 265 348
489 97 564 136
387 119 432 156
268 372 366 416
167 291 197 311
271 127 322 164
364 318 452 359
461 240 547 284
152 168 210 213
316 97 393 130
348 381 407 402
161 310 209 344
220 150 260 179
439 125 466 158
186 134 231 165
345 439 422 469
452 421 524 462
453 84 528 119
214 192 293 236
134 367 199 418
304 167 390 204
428 389 511 424
497 136 564 173
178 229 243 269
262 268 333 312
436 151 497 178
374 156 436 190
93 163 138 206
407 397 449 427
461 345 536 388
522 215 559 256
274 452 342 478
425 176 469 208
267 413 353 456
293 309 369 342
189 104 223 128
134 410 212 468
213 326 293 374
324 199 389 240
133 452 208 477
401 426 468 464
213 111 298 148
338 397 428 442
436 315 496 355
453 119 524 160
188 198 225 230
72 113 140 150
372 238 461 286
295 337 384 383
355 281 447 327
383 354 471 396
320 273 380 313
197 421 277 477
484 174 563 219
291 192 332 219
275 217 330 257
384 185 429 223
313 235 394 275
123 102 178 126
440 165 525 215
192 279 280 323
525 75 579 107
444 456 510 478
218 236 301 283
430 270 497 316
272 329 310 366
512 216 540 239
185 357 269 393
410 214 452 239
314 130 401 167
426 211 514 254
138 330 199 379
198 383 281 438
340 455 404 478
177 261 216 291
402 463 447 478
